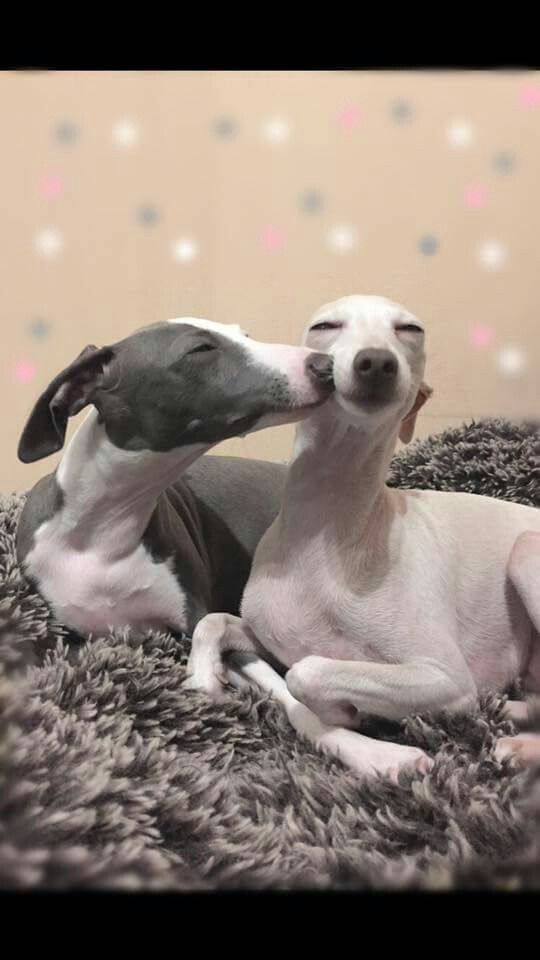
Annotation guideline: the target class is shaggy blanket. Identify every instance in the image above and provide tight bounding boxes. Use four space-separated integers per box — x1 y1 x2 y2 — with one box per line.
1 418 539 891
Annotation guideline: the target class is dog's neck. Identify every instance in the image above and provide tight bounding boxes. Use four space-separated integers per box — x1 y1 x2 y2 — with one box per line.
282 402 401 539
54 409 209 558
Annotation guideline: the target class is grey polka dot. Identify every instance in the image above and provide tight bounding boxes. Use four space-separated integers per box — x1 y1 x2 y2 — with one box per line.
418 234 438 256
54 120 79 144
137 206 160 226
390 99 413 122
27 318 51 339
212 116 238 139
300 190 324 214
493 151 516 174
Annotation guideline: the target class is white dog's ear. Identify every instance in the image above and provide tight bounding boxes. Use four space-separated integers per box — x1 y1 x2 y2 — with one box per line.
399 382 433 445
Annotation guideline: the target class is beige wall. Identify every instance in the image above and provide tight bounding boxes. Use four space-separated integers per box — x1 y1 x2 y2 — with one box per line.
1 70 539 493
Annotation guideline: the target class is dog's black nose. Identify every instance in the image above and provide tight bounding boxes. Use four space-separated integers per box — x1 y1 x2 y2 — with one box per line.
353 349 398 382
306 352 334 384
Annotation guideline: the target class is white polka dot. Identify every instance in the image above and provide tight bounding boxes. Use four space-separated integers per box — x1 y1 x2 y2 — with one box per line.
171 237 199 263
327 225 359 253
477 240 507 271
446 120 475 149
112 118 141 148
260 116 292 145
497 346 526 376
34 228 64 258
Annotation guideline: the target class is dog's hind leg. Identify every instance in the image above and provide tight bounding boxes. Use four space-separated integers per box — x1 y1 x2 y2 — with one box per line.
496 531 540 765
508 531 540 693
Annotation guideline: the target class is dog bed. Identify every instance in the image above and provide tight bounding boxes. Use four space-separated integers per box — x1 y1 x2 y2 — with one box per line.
0 417 539 890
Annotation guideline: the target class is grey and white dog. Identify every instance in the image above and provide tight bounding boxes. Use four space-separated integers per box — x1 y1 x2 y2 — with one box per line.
186 296 540 779
16 318 333 638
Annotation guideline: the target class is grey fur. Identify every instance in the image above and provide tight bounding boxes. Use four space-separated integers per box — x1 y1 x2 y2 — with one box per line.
18 323 302 464
1 418 539 890
182 456 287 617
140 456 287 632
15 474 64 566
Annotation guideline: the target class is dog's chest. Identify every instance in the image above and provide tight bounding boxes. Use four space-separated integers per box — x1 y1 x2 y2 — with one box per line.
25 527 188 636
241 553 392 667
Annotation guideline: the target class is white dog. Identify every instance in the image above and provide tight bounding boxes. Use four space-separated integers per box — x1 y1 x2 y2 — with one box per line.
186 296 540 779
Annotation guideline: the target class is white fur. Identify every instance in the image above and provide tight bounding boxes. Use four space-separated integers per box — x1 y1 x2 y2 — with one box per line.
168 317 247 340
187 295 540 777
27 409 202 634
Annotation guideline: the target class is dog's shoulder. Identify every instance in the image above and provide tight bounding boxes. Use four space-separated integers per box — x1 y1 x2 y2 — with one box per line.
16 472 64 566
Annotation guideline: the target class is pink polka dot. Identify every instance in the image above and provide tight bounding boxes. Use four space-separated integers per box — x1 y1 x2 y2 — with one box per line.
519 85 540 107
464 184 488 208
261 226 285 251
470 325 493 348
40 173 64 199
14 361 37 383
337 104 362 130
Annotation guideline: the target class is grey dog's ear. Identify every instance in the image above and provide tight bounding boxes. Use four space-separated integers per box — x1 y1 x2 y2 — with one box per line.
18 344 116 463
399 382 433 445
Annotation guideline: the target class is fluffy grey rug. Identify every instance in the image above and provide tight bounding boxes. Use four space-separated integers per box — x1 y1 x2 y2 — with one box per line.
1 418 539 891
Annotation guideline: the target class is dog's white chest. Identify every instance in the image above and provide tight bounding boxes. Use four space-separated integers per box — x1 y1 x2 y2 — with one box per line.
242 547 381 667
243 493 539 685
25 523 188 636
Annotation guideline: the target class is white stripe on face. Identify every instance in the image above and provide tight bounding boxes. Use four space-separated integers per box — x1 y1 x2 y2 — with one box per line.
168 317 247 342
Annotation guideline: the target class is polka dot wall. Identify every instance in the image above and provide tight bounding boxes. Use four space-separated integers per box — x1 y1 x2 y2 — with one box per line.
1 70 539 489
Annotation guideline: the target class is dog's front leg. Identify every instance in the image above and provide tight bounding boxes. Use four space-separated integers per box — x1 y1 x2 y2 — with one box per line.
285 653 478 725
184 613 266 697
184 621 432 779
224 654 432 780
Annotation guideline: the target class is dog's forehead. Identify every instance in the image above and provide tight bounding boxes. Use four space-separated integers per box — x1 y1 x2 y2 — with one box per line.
111 318 250 368
168 317 247 341
309 295 418 328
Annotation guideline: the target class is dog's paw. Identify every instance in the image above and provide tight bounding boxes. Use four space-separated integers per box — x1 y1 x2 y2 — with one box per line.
502 700 530 726
183 667 232 699
367 744 433 784
494 733 540 767
318 728 433 783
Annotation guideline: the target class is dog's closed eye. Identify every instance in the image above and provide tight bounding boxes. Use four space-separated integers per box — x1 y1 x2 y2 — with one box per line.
170 343 218 371
395 323 423 334
187 342 217 356
310 321 343 332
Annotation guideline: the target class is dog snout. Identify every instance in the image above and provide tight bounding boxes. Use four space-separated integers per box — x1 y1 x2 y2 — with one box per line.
352 349 398 404
306 352 334 386
354 349 398 380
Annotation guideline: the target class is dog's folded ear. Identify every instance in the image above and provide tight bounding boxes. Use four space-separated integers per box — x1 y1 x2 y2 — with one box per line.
18 344 116 463
399 382 433 445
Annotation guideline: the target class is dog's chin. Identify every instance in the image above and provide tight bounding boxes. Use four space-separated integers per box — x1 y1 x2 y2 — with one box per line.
283 383 336 420
333 389 401 424
294 390 334 417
